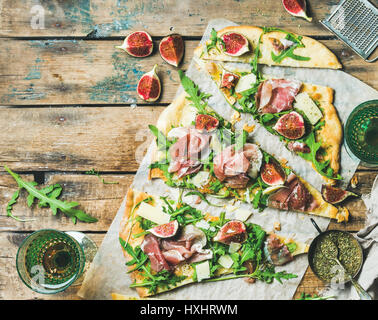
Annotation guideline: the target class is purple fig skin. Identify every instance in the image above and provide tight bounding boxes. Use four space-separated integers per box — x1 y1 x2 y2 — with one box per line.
159 34 184 67
116 31 153 57
281 0 312 22
321 185 358 204
137 65 161 102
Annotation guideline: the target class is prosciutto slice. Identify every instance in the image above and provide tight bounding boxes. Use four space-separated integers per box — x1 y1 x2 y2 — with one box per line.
264 234 293 266
168 128 211 178
256 79 302 114
141 234 170 272
158 225 212 266
213 143 261 188
268 173 319 211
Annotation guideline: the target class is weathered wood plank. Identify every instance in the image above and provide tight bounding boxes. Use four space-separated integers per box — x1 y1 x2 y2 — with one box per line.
0 39 377 105
0 0 341 38
0 171 372 233
0 231 105 300
0 106 162 172
0 173 134 232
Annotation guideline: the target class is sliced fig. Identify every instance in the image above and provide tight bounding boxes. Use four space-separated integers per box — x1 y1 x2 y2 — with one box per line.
116 31 153 57
220 71 240 89
219 32 250 57
213 220 247 244
195 114 219 132
321 185 358 204
273 111 305 140
148 220 179 238
137 64 161 102
260 161 286 186
159 34 184 67
282 0 312 22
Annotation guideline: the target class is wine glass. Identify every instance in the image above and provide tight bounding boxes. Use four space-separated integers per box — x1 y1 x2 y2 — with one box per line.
16 229 97 294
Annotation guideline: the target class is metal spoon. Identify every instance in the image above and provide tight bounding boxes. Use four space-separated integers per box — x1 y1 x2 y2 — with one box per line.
320 238 372 300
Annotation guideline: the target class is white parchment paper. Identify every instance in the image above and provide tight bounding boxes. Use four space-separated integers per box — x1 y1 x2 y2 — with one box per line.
78 19 378 300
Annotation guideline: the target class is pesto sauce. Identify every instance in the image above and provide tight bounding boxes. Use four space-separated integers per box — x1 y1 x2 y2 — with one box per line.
312 231 362 283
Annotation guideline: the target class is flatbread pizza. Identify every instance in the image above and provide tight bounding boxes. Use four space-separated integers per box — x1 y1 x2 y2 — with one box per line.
119 188 309 297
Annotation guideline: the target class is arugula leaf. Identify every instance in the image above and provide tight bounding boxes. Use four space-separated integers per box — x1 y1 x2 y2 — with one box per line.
85 168 119 185
148 125 172 152
253 265 298 284
5 166 97 224
271 45 310 63
178 70 215 117
184 191 223 207
296 293 335 300
206 28 220 53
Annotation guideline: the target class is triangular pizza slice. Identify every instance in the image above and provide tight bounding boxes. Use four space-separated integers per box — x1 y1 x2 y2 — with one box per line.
193 26 343 183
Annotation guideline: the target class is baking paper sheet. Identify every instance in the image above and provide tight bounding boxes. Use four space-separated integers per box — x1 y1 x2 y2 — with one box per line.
78 19 378 300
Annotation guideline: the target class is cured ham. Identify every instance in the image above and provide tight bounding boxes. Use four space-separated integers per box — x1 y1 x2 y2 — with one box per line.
168 128 211 178
141 234 171 272
268 173 319 211
264 234 293 266
287 141 310 153
256 79 302 114
213 143 262 188
144 225 213 268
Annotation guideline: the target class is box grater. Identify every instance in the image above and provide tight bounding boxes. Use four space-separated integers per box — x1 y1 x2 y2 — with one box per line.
320 0 378 62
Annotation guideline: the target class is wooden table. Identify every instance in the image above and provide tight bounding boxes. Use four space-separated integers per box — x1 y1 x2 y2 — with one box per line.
0 0 377 300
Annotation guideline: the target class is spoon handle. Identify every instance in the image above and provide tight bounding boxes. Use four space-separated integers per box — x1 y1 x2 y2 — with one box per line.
350 277 373 300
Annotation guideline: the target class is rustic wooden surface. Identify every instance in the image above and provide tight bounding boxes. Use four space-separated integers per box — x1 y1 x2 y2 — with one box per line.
0 0 377 300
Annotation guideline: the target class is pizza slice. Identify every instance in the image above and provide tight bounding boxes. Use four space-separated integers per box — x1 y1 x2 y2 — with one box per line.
195 25 342 69
119 188 308 297
193 26 343 183
148 71 346 222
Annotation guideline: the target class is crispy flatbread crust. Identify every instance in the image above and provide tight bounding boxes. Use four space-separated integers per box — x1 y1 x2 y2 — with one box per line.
119 188 309 297
195 26 342 69
195 60 342 184
149 93 342 221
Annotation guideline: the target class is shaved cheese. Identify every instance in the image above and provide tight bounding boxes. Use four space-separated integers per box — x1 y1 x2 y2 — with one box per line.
195 219 210 230
235 73 257 93
218 255 234 269
191 171 210 188
229 242 241 254
137 202 171 225
234 208 252 222
262 184 285 195
294 92 323 125
195 261 210 282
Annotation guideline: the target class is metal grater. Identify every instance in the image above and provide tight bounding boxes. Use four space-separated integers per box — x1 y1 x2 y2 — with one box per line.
320 0 378 62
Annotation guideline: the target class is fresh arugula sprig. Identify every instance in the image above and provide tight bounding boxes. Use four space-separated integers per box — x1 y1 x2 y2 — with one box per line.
296 293 335 300
205 28 225 53
5 166 98 224
85 168 119 185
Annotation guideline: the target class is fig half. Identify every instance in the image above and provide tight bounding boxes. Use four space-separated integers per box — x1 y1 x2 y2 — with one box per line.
282 0 312 22
159 34 184 67
321 185 358 204
148 220 179 238
116 31 153 57
137 64 161 102
273 111 305 140
260 161 286 186
195 114 219 132
219 32 250 57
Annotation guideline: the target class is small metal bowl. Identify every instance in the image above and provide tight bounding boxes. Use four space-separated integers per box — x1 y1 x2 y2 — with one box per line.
307 219 363 286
